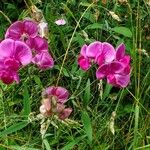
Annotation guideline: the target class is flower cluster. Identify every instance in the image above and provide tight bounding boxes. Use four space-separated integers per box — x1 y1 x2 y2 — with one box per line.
40 86 72 120
0 19 54 84
78 41 131 88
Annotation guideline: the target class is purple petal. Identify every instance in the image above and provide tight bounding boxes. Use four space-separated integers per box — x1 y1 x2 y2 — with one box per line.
96 64 109 79
0 70 19 84
109 61 124 74
59 107 72 120
78 55 91 71
23 20 38 38
102 42 116 63
80 44 88 57
5 21 23 40
95 53 104 66
86 41 102 58
107 74 130 88
0 39 14 58
43 86 56 97
116 43 125 60
55 86 69 103
0 39 32 66
14 40 32 65
26 36 48 52
32 52 54 70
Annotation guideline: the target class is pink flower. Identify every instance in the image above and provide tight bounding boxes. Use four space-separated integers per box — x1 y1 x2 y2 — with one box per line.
96 43 131 88
42 86 69 104
55 19 66 25
0 39 32 84
26 36 54 70
78 41 116 70
78 44 91 70
5 20 38 41
40 86 72 119
0 39 32 66
32 51 54 70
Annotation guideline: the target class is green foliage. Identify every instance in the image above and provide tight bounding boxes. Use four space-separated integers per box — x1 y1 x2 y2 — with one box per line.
0 0 149 149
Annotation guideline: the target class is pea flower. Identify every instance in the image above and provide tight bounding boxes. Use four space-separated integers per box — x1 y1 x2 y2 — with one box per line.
55 19 66 25
0 39 32 84
26 36 54 70
40 86 72 120
78 41 116 70
5 20 38 41
96 43 130 88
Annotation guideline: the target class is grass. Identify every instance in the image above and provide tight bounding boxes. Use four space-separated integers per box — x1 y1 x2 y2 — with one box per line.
0 0 150 149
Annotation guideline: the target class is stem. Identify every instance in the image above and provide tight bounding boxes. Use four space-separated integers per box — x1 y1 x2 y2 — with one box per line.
56 2 94 86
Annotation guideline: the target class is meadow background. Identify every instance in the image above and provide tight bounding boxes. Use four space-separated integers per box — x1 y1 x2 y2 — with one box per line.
0 0 150 149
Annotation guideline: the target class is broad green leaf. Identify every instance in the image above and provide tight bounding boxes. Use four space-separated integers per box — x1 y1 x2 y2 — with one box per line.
85 23 103 30
23 84 31 117
112 27 132 38
81 111 92 143
0 121 29 137
83 79 91 106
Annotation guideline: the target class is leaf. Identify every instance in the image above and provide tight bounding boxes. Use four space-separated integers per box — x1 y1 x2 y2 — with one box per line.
83 79 91 106
0 121 29 137
23 84 31 117
85 23 103 30
43 138 51 150
81 111 92 144
61 135 86 150
112 27 132 37
102 84 112 100
33 75 43 87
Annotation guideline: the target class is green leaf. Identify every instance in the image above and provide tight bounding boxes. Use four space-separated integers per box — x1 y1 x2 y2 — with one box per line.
81 111 92 144
33 75 43 87
43 138 52 150
112 27 132 38
0 121 29 137
23 84 31 117
61 135 86 150
83 79 91 106
102 84 112 101
85 23 103 30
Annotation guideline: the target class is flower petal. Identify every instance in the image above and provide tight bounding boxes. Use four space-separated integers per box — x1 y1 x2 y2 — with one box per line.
86 41 102 58
23 20 38 37
59 107 72 120
80 44 88 57
5 21 23 40
96 64 108 79
116 43 125 60
26 36 48 52
55 19 66 25
0 39 14 59
78 55 91 71
102 42 116 63
55 86 69 103
107 74 130 88
14 40 32 65
32 52 54 70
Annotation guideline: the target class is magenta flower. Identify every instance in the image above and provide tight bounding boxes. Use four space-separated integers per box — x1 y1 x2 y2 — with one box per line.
78 44 91 70
0 39 32 84
40 86 72 119
96 43 131 88
32 51 54 70
55 19 66 25
5 20 38 41
26 36 54 70
78 41 116 70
